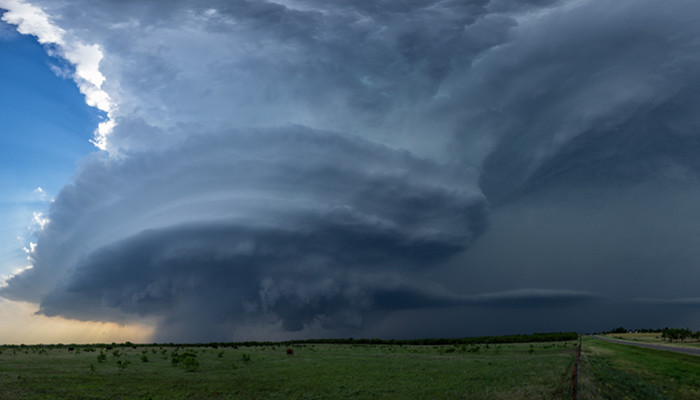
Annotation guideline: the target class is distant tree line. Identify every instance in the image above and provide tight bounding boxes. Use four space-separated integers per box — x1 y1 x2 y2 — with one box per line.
284 332 579 346
193 331 578 347
607 327 663 334
0 332 579 349
661 327 700 342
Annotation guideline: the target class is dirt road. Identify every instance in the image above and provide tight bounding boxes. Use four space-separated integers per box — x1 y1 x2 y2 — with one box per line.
592 335 700 356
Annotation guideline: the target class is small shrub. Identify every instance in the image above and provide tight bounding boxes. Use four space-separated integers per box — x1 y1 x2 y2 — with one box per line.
180 355 200 372
218 351 225 358
241 353 251 363
141 354 149 363
171 351 198 368
97 352 107 363
116 360 131 370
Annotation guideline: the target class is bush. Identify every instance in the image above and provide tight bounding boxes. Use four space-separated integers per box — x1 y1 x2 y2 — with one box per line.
171 351 200 371
180 355 200 372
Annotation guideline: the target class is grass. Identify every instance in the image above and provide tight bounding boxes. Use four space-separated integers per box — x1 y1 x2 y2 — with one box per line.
581 336 700 400
0 341 577 399
601 332 700 349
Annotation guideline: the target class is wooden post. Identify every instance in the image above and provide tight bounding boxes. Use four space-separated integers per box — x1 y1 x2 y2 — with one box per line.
572 335 582 400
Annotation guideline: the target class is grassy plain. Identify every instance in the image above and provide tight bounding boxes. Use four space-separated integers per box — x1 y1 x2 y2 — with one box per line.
0 341 577 400
580 336 700 400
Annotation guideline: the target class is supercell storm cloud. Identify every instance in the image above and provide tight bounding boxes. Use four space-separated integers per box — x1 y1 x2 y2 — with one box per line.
2 128 487 340
2 0 700 340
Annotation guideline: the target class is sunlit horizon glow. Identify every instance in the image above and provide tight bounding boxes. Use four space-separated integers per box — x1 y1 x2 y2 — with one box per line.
0 299 154 345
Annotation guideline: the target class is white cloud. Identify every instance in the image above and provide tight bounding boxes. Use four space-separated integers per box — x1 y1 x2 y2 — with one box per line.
32 211 49 230
22 242 37 254
0 0 64 44
0 0 114 147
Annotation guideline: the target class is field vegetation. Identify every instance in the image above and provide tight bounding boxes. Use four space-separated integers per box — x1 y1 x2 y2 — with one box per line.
0 335 577 400
5 332 698 399
580 336 700 400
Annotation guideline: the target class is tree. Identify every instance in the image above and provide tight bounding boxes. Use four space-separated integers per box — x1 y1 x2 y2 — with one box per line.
611 326 627 334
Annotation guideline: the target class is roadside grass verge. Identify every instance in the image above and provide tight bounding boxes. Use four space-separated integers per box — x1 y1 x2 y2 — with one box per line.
601 332 700 349
0 341 576 399
582 336 700 400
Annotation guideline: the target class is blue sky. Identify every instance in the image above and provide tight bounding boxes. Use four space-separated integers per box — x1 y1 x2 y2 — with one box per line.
0 19 100 281
1 0 700 344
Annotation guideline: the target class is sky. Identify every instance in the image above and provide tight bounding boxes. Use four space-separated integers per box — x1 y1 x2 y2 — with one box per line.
0 0 699 344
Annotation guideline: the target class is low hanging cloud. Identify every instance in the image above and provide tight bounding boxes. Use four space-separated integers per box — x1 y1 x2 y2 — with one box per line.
1 127 487 340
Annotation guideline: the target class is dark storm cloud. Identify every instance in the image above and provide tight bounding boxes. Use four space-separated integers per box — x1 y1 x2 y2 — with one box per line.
5 0 700 340
447 0 700 201
631 298 700 307
1 127 487 340
486 0 563 13
470 289 601 308
427 0 700 333
435 0 700 309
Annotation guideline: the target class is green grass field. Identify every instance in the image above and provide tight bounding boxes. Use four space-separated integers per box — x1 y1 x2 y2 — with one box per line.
0 341 577 400
4 336 697 399
580 336 700 400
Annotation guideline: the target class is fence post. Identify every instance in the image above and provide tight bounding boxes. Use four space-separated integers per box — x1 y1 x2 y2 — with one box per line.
571 335 582 400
